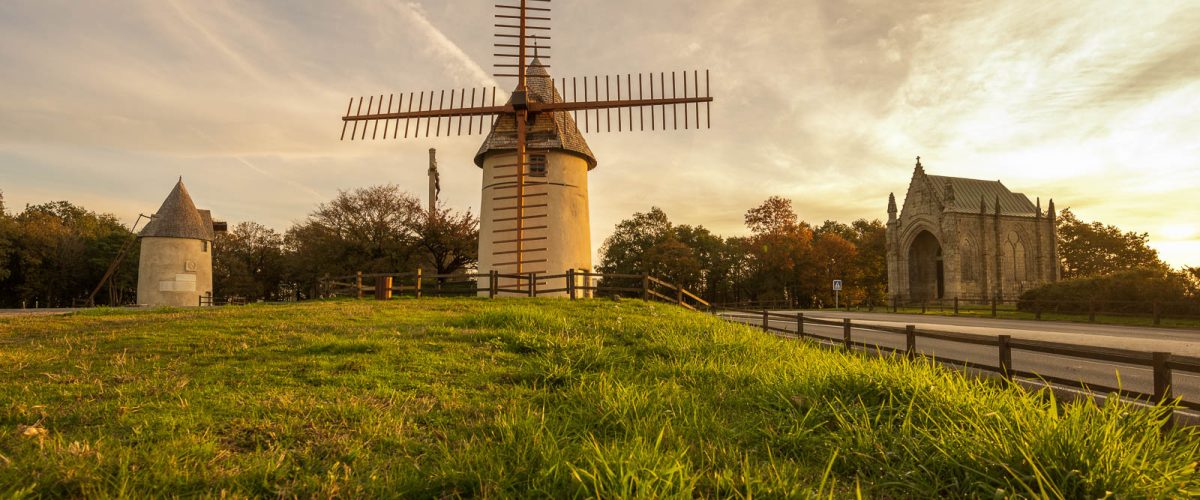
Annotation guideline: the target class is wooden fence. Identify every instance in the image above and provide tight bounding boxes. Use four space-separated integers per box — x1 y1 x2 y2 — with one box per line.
718 296 1200 326
319 270 710 311
718 307 1200 421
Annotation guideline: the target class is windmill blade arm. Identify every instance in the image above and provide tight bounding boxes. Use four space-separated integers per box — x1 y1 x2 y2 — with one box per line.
535 97 711 113
344 105 509 122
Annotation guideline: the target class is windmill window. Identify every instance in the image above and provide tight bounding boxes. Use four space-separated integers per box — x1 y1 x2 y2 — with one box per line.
529 154 547 177
202 240 209 253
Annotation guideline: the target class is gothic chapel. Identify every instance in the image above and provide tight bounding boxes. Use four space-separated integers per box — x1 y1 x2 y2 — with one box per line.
886 157 1059 303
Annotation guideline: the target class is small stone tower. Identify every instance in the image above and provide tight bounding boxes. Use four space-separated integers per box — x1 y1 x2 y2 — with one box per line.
137 179 220 307
474 58 595 293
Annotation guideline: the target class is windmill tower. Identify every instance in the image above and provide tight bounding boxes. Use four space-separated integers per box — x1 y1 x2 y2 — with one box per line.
136 179 224 307
474 59 595 286
338 0 713 296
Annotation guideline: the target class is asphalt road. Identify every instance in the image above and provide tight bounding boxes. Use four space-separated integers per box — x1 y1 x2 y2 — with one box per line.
719 310 1200 417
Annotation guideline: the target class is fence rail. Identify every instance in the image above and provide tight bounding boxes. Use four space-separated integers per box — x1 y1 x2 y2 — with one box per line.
716 307 1200 423
318 269 711 311
717 295 1200 326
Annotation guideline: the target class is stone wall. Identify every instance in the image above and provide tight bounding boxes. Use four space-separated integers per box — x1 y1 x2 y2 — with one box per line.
136 236 213 307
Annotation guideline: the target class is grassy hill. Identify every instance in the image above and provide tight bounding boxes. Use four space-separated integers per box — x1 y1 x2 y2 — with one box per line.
0 299 1197 497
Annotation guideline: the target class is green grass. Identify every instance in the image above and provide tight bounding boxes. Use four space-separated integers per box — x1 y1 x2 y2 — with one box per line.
0 298 1197 498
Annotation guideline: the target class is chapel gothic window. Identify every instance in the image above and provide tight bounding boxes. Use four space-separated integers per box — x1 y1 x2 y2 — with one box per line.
1005 232 1027 283
959 238 977 282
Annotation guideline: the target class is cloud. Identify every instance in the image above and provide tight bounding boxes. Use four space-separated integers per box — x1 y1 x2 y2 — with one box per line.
0 0 1197 267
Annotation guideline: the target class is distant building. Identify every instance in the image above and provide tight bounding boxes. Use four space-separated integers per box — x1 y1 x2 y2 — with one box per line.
137 179 225 307
886 157 1059 303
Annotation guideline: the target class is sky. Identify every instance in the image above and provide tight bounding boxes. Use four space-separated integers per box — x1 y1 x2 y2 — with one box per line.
1 0 1197 267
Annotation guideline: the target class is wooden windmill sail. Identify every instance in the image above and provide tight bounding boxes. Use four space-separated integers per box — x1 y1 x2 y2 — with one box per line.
340 0 714 291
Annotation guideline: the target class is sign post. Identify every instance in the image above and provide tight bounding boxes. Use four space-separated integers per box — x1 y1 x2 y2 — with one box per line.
832 280 842 309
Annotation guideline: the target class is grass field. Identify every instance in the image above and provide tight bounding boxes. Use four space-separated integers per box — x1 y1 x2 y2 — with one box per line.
1 299 1197 497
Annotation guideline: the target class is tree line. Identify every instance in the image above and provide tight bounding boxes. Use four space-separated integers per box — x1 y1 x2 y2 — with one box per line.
597 198 1200 307
597 197 887 307
0 186 478 307
1 186 1196 308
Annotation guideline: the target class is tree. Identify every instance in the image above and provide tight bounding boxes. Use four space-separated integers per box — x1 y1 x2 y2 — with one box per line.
597 207 725 298
742 197 815 305
411 205 479 276
1 201 135 307
1183 266 1200 298
813 231 857 304
1057 209 1168 279
0 191 14 284
214 222 286 301
848 219 888 305
597 207 674 277
284 185 423 295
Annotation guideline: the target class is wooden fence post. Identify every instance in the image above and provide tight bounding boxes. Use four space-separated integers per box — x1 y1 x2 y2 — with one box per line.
991 296 998 318
1035 301 1043 321
842 319 852 351
954 297 959 315
998 335 1013 381
567 269 576 300
1088 299 1096 323
676 285 684 306
489 270 498 299
1153 352 1175 429
642 274 650 301
1153 352 1172 404
356 271 363 299
921 301 927 314
905 325 916 359
528 272 537 297
796 313 805 338
761 310 769 332
415 268 422 299
1153 301 1161 326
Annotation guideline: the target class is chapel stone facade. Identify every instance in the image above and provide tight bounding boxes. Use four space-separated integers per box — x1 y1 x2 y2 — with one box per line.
886 157 1059 303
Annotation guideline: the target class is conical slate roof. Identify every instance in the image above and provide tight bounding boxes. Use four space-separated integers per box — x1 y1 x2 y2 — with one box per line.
474 58 597 169
140 179 215 240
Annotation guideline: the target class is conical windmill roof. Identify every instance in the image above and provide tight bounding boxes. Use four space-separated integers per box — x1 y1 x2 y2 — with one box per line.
474 58 597 169
140 179 215 240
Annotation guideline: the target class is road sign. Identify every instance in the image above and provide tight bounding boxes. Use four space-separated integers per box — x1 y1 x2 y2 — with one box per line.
832 280 842 291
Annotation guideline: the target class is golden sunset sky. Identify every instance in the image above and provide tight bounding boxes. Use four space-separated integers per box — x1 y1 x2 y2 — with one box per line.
1 0 1197 267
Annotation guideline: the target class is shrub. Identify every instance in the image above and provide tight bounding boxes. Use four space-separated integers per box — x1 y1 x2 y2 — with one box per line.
1018 269 1199 315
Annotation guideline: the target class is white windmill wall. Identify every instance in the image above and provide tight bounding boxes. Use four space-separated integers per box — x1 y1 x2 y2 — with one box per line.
478 150 592 296
137 236 213 307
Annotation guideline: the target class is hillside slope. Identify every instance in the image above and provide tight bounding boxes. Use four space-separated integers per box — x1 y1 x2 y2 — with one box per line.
1 299 1197 497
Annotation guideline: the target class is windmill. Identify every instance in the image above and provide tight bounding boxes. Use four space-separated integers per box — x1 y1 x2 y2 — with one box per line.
340 0 714 295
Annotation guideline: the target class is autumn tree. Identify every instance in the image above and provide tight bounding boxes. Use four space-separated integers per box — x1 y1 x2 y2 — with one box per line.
411 204 479 276
742 196 815 305
1057 208 1168 279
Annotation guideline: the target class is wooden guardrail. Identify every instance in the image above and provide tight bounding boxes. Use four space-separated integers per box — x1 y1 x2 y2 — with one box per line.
319 270 710 311
718 295 1200 326
716 307 1200 423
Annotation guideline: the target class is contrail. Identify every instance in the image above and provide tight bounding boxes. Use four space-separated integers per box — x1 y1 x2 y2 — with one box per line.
389 1 502 90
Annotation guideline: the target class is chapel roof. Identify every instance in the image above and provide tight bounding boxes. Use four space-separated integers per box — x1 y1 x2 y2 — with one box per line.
474 58 597 169
926 175 1038 217
140 179 216 240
